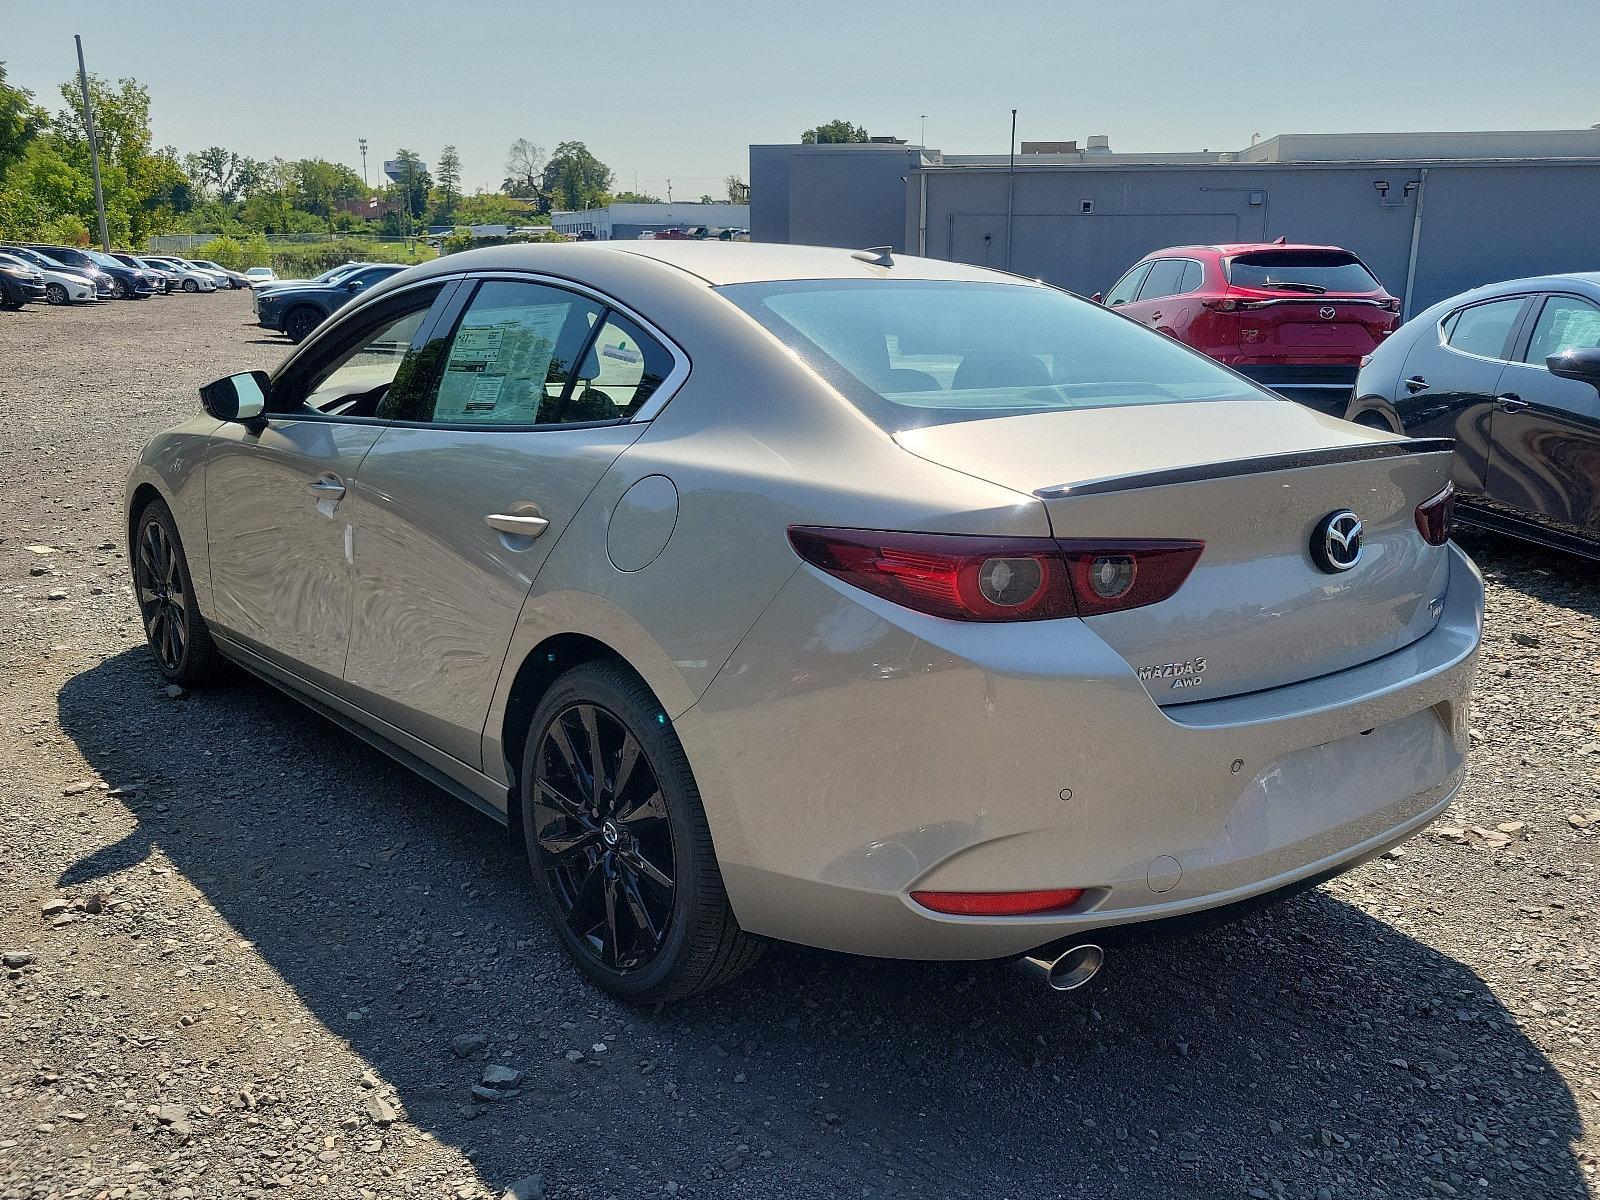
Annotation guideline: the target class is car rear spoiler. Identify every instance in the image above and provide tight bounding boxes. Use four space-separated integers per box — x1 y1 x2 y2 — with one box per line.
1035 437 1455 499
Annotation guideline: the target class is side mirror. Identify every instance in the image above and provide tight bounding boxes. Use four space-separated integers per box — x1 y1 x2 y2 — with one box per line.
345 279 364 293
1548 347 1600 394
1091 292 1104 304
200 370 270 422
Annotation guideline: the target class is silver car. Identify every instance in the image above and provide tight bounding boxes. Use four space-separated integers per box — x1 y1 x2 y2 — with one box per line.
124 242 1482 1002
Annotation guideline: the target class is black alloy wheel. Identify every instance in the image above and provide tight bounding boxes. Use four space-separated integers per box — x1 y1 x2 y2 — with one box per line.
131 502 221 685
520 661 765 1002
533 701 677 972
134 514 189 673
284 306 322 343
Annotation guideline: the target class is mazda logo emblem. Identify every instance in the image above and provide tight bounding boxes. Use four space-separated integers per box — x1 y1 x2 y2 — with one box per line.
1312 510 1363 573
1319 305 1337 320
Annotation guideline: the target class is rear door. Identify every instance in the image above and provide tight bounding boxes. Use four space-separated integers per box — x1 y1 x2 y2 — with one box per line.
1485 292 1600 540
340 275 682 768
1395 293 1530 496
1119 258 1187 332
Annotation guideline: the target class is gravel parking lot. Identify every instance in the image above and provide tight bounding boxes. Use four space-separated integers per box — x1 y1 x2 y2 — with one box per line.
1 291 1596 1200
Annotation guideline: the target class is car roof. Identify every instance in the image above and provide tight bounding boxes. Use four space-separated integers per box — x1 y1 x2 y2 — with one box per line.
404 241 1035 288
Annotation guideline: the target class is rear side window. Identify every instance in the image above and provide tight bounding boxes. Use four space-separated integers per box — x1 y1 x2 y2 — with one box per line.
568 311 676 420
1226 251 1380 294
1442 298 1525 359
1137 259 1187 301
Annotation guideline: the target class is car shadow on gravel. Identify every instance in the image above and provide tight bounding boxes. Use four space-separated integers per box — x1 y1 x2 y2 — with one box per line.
58 648 1587 1199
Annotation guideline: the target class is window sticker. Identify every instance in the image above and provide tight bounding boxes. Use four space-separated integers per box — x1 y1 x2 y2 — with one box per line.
435 302 570 423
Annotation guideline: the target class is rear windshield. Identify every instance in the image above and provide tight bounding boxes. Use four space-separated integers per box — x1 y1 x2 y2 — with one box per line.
719 279 1266 431
1226 251 1380 294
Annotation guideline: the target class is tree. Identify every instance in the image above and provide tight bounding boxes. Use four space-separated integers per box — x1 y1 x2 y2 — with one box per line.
433 143 462 221
183 145 242 202
697 193 715 204
541 140 613 212
724 174 748 204
502 138 545 199
801 119 868 145
293 158 363 234
389 147 431 233
0 64 48 181
611 189 661 204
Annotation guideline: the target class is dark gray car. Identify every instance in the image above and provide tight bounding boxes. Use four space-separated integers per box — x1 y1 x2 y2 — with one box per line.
256 263 408 342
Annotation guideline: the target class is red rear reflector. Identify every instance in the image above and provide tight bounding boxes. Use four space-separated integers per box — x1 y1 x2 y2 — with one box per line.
1415 482 1455 545
1358 355 1372 368
788 528 1205 621
912 888 1086 916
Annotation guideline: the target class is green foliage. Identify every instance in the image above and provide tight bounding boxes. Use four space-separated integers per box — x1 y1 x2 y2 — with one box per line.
611 189 661 204
542 141 612 212
801 119 868 144
724 174 748 204
0 63 48 181
266 239 436 276
432 144 462 223
388 148 430 227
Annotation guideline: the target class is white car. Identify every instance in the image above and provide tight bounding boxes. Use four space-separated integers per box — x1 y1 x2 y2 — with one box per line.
145 257 219 293
0 250 96 304
245 266 278 285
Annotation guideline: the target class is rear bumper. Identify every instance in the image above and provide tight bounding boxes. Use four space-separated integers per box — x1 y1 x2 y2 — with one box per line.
680 545 1482 960
1232 363 1358 413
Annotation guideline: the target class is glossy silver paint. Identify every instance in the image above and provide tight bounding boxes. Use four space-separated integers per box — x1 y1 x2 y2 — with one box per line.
128 241 1483 962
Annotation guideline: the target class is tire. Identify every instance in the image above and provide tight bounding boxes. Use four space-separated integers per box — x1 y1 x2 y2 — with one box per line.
1353 411 1394 433
131 499 224 687
520 661 765 1003
112 278 129 299
283 306 322 343
182 278 199 293
45 283 68 305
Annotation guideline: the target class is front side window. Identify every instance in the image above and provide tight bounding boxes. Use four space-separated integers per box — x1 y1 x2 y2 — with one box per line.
1104 262 1150 306
1137 259 1187 302
721 278 1266 432
281 291 440 416
1523 295 1600 364
1443 297 1525 360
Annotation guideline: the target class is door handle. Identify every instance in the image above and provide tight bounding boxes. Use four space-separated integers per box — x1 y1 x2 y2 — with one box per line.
485 513 550 538
1149 311 1162 321
1496 393 1528 413
1403 375 1427 393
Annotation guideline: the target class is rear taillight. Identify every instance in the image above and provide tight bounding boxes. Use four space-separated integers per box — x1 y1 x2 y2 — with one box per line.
1202 297 1259 313
912 887 1085 916
1381 298 1402 312
788 528 1204 621
1358 355 1372 368
1415 482 1455 546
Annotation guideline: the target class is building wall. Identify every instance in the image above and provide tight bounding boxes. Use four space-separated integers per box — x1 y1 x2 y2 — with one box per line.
905 160 1600 313
750 144 925 251
552 202 749 240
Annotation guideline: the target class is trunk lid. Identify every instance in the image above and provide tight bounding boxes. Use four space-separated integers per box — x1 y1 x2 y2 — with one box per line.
895 400 1454 703
1228 295 1396 362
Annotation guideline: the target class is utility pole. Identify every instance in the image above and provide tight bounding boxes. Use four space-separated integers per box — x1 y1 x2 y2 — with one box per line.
359 138 368 187
666 178 673 202
1004 108 1017 271
75 35 111 252
920 114 927 146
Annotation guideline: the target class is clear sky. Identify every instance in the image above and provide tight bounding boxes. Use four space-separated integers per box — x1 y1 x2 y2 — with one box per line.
5 0 1596 196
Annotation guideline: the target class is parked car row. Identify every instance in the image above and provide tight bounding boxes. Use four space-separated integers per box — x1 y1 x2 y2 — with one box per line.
0 242 262 310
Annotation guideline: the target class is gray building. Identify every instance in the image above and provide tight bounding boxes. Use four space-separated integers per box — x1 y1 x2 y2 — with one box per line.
552 201 750 241
750 128 1600 315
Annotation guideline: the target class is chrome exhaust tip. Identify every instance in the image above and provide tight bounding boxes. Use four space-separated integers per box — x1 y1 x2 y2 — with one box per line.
1016 942 1104 992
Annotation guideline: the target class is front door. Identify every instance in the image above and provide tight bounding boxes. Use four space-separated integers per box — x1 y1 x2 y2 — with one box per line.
1486 292 1600 541
1394 293 1529 498
341 276 681 768
204 283 446 687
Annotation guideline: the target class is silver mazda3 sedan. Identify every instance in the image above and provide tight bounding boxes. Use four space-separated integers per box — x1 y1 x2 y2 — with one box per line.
125 242 1483 1001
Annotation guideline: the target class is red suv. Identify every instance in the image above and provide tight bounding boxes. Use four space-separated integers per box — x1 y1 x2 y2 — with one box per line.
1100 242 1401 412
